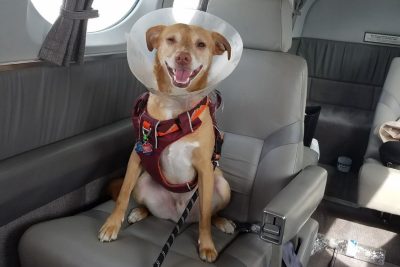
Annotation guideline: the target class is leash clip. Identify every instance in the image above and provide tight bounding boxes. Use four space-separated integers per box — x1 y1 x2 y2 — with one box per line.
234 222 261 234
234 211 286 245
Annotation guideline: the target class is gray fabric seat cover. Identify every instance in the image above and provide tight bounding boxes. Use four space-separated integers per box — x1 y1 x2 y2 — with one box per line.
1 57 145 266
18 0 319 266
358 58 400 215
0 56 144 161
20 201 271 267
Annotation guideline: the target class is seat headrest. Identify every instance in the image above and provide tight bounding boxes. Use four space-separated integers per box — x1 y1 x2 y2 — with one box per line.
207 0 293 52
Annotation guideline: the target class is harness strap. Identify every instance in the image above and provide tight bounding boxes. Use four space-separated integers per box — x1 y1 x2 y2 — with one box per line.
132 92 223 193
149 92 225 265
142 100 210 137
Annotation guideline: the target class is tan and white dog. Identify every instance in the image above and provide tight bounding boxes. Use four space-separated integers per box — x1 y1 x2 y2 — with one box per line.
98 23 233 263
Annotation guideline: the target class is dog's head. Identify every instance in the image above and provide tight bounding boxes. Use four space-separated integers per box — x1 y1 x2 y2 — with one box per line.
146 23 231 93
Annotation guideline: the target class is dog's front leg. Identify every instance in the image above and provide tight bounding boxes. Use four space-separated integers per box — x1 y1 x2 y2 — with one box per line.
98 152 142 242
195 159 218 262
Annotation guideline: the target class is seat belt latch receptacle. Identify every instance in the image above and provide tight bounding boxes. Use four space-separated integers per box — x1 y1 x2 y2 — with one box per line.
260 211 286 245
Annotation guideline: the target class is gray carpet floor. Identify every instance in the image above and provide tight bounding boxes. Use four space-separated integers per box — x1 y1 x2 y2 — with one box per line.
319 163 359 203
308 201 400 267
309 250 399 267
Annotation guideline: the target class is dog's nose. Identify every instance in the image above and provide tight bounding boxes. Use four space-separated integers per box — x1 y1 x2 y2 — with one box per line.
175 52 192 65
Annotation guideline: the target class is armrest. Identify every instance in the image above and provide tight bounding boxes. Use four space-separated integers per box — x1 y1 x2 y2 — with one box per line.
262 165 327 245
0 119 133 226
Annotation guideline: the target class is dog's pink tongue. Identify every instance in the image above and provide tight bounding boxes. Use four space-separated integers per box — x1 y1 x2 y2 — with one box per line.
175 69 191 83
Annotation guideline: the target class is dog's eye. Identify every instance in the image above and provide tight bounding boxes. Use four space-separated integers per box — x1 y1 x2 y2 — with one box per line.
166 37 176 44
197 41 206 48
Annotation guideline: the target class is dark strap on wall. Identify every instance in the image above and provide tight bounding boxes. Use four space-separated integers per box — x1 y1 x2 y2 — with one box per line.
197 0 209 11
60 7 98 20
38 0 98 66
292 0 307 27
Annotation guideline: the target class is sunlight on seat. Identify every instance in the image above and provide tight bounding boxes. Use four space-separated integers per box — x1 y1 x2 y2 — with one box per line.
359 162 400 215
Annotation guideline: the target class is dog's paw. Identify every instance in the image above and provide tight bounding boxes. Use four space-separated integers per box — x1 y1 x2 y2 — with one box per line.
212 217 236 234
127 207 149 224
199 245 218 263
98 216 123 242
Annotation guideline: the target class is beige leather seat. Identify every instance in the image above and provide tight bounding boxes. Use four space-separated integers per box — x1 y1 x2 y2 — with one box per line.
358 58 400 215
18 1 327 266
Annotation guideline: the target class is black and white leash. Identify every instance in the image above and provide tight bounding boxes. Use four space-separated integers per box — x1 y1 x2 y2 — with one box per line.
152 92 223 266
153 189 199 267
151 189 298 267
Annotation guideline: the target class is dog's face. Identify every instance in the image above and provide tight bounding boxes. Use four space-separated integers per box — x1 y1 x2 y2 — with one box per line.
146 23 231 93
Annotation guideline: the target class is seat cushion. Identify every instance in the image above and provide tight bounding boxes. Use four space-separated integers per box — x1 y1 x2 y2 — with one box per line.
365 58 400 161
358 160 400 215
19 201 272 267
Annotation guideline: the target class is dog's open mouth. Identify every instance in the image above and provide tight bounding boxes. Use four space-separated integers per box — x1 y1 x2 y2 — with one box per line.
166 62 203 88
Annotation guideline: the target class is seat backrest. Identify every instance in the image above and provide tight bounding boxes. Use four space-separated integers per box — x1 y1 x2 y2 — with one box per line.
208 0 308 222
365 58 400 161
0 57 144 161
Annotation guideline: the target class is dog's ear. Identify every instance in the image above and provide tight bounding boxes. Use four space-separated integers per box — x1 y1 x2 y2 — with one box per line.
146 25 166 52
212 32 231 60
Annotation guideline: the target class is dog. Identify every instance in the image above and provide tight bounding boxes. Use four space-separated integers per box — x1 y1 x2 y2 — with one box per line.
98 23 233 263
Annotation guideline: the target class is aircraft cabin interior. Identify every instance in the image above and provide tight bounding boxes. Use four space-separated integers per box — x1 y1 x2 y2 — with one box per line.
0 0 400 266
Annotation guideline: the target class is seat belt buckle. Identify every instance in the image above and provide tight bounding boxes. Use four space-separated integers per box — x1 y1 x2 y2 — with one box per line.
260 211 286 245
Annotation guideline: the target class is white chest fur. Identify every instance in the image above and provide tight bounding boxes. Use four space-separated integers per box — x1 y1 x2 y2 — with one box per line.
160 140 199 184
147 93 204 184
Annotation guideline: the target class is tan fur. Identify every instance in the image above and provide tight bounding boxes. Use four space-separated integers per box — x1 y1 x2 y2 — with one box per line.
99 23 232 263
99 152 142 241
148 23 230 93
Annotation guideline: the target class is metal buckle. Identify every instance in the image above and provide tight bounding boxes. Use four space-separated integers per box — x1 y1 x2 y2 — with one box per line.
260 211 286 245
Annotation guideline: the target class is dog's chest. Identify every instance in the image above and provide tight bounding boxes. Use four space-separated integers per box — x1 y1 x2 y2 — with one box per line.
160 140 199 184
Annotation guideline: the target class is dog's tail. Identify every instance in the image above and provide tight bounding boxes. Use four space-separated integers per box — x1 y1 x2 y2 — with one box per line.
106 178 124 201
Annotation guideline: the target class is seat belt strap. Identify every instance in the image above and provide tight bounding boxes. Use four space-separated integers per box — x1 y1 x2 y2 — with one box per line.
292 0 307 27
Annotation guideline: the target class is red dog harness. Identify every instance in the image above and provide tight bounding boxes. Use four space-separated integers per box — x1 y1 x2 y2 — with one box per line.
132 92 223 193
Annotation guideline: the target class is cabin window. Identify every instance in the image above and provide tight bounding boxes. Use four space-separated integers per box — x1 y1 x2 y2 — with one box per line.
173 0 201 9
30 0 139 32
